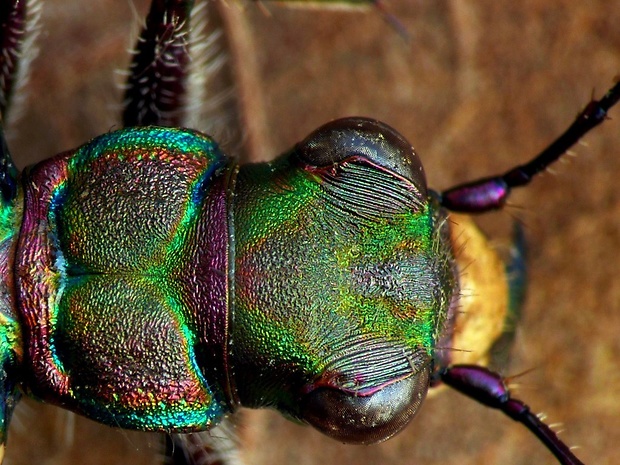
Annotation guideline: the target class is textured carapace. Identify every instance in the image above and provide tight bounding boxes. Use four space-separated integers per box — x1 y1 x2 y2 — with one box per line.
0 2 618 465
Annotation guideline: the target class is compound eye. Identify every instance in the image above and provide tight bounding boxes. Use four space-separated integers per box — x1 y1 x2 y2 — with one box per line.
299 366 430 445
295 117 427 198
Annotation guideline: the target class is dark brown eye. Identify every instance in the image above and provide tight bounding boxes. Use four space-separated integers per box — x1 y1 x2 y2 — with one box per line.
295 117 427 199
299 366 430 445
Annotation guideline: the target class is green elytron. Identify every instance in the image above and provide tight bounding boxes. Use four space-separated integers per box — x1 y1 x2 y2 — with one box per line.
0 1 618 465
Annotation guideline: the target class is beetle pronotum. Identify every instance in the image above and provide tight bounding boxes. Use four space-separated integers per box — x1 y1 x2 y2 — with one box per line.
3 1 620 465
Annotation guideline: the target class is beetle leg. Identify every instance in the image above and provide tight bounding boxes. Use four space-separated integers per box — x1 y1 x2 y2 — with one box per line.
440 365 584 465
439 80 620 213
0 0 25 120
123 0 196 127
0 0 40 123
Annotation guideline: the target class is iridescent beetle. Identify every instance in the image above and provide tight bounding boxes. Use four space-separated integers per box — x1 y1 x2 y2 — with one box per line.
0 1 618 465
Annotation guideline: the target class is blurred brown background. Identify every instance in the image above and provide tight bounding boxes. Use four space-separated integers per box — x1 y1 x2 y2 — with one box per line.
4 1 620 464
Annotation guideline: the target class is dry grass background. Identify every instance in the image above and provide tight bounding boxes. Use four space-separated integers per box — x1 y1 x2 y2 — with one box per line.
4 1 620 464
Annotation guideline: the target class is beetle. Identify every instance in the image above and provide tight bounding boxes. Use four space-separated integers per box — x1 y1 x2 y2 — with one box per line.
1 0 620 464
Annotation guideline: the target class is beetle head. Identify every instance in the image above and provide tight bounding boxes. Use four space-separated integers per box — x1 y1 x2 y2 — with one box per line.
231 118 455 445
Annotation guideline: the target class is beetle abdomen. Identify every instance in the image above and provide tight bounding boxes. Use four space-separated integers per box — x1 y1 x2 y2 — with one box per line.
15 127 231 431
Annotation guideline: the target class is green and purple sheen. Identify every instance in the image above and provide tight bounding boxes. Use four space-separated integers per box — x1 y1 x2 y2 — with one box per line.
10 123 455 432
230 152 454 415
16 127 229 431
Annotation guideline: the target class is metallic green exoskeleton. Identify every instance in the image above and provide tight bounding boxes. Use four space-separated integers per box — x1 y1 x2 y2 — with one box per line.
0 1 617 465
6 119 456 445
231 119 455 443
